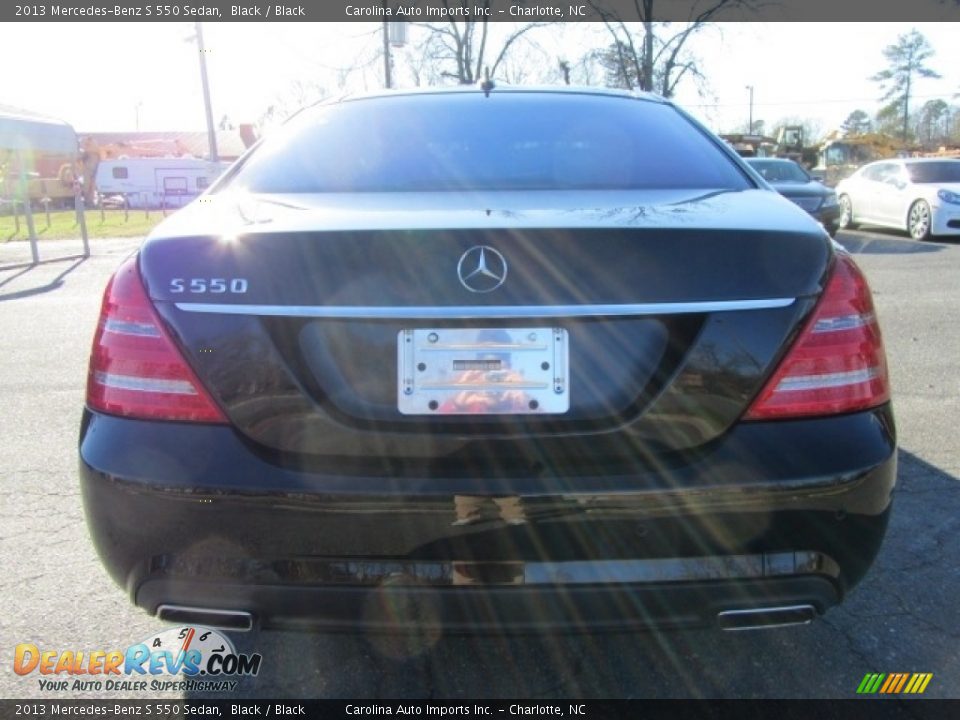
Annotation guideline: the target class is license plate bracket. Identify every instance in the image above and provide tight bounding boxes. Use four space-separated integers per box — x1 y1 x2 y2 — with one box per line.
398 327 569 415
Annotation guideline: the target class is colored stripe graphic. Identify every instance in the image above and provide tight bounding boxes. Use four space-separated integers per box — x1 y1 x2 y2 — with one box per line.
857 673 933 694
856 673 885 694
910 674 934 694
879 674 895 694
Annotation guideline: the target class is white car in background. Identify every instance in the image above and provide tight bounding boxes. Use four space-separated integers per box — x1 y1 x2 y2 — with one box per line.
836 158 960 240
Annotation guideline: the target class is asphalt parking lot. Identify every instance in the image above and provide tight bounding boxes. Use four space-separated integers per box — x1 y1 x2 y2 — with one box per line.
1 228 957 699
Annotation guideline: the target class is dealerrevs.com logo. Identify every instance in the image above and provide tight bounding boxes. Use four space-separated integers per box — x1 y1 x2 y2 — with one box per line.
13 626 262 693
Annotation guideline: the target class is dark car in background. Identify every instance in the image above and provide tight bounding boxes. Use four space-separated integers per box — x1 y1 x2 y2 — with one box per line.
80 88 895 635
746 157 842 236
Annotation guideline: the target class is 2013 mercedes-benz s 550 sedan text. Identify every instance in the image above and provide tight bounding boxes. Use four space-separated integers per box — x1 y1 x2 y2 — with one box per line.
80 88 895 634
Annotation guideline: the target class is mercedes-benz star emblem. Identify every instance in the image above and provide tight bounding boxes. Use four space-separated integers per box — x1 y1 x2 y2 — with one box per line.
457 246 508 293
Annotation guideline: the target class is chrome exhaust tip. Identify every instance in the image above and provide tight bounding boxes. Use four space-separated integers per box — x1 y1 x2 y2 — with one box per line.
156 604 254 632
717 604 817 631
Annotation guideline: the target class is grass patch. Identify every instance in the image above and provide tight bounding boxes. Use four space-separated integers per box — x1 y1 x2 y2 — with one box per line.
1 209 166 242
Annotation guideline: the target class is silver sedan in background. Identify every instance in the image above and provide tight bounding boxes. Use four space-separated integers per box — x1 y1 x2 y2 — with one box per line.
836 158 960 240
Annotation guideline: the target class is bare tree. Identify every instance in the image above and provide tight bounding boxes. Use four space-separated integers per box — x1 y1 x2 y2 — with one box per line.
398 32 445 87
916 99 949 147
588 0 761 98
950 107 960 144
413 10 547 84
572 46 616 87
258 79 329 131
497 43 554 85
594 41 637 89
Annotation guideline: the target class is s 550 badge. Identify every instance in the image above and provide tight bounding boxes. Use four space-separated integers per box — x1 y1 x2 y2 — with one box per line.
169 278 248 294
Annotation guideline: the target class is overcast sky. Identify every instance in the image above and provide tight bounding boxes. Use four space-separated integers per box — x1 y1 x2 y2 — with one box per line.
3 22 958 138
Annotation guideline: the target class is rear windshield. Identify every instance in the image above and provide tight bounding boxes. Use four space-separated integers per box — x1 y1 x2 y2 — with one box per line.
225 93 751 193
905 161 960 184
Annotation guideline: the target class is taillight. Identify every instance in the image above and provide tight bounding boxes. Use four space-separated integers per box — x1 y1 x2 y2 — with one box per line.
744 253 890 420
86 257 227 423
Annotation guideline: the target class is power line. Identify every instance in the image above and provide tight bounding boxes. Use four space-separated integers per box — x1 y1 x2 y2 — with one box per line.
686 93 955 109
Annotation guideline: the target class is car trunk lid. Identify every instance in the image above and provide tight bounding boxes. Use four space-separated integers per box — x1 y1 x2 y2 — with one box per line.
139 189 829 473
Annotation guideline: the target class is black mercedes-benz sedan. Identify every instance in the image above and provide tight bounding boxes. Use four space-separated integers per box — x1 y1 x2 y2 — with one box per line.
79 87 895 635
745 157 843 237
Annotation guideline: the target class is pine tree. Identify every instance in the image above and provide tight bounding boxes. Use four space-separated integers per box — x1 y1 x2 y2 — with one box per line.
871 30 941 142
841 110 871 136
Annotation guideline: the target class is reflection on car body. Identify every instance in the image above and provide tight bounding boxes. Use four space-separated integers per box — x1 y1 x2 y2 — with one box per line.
79 87 895 636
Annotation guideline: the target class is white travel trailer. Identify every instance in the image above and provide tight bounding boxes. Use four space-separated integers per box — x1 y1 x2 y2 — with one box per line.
95 158 230 209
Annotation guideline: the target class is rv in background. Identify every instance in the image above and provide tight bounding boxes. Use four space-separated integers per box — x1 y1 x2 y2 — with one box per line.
95 158 230 209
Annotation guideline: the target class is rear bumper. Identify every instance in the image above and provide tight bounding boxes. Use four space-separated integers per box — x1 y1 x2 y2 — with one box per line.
142 576 840 634
79 406 896 633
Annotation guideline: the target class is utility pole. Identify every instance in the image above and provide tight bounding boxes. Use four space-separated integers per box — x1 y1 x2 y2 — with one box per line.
745 85 754 134
382 13 392 89
195 22 219 162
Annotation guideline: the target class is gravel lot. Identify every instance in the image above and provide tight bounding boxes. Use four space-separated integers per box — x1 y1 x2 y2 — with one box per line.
1 229 957 699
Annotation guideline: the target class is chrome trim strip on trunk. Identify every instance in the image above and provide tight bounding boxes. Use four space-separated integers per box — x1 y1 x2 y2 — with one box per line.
173 298 796 319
